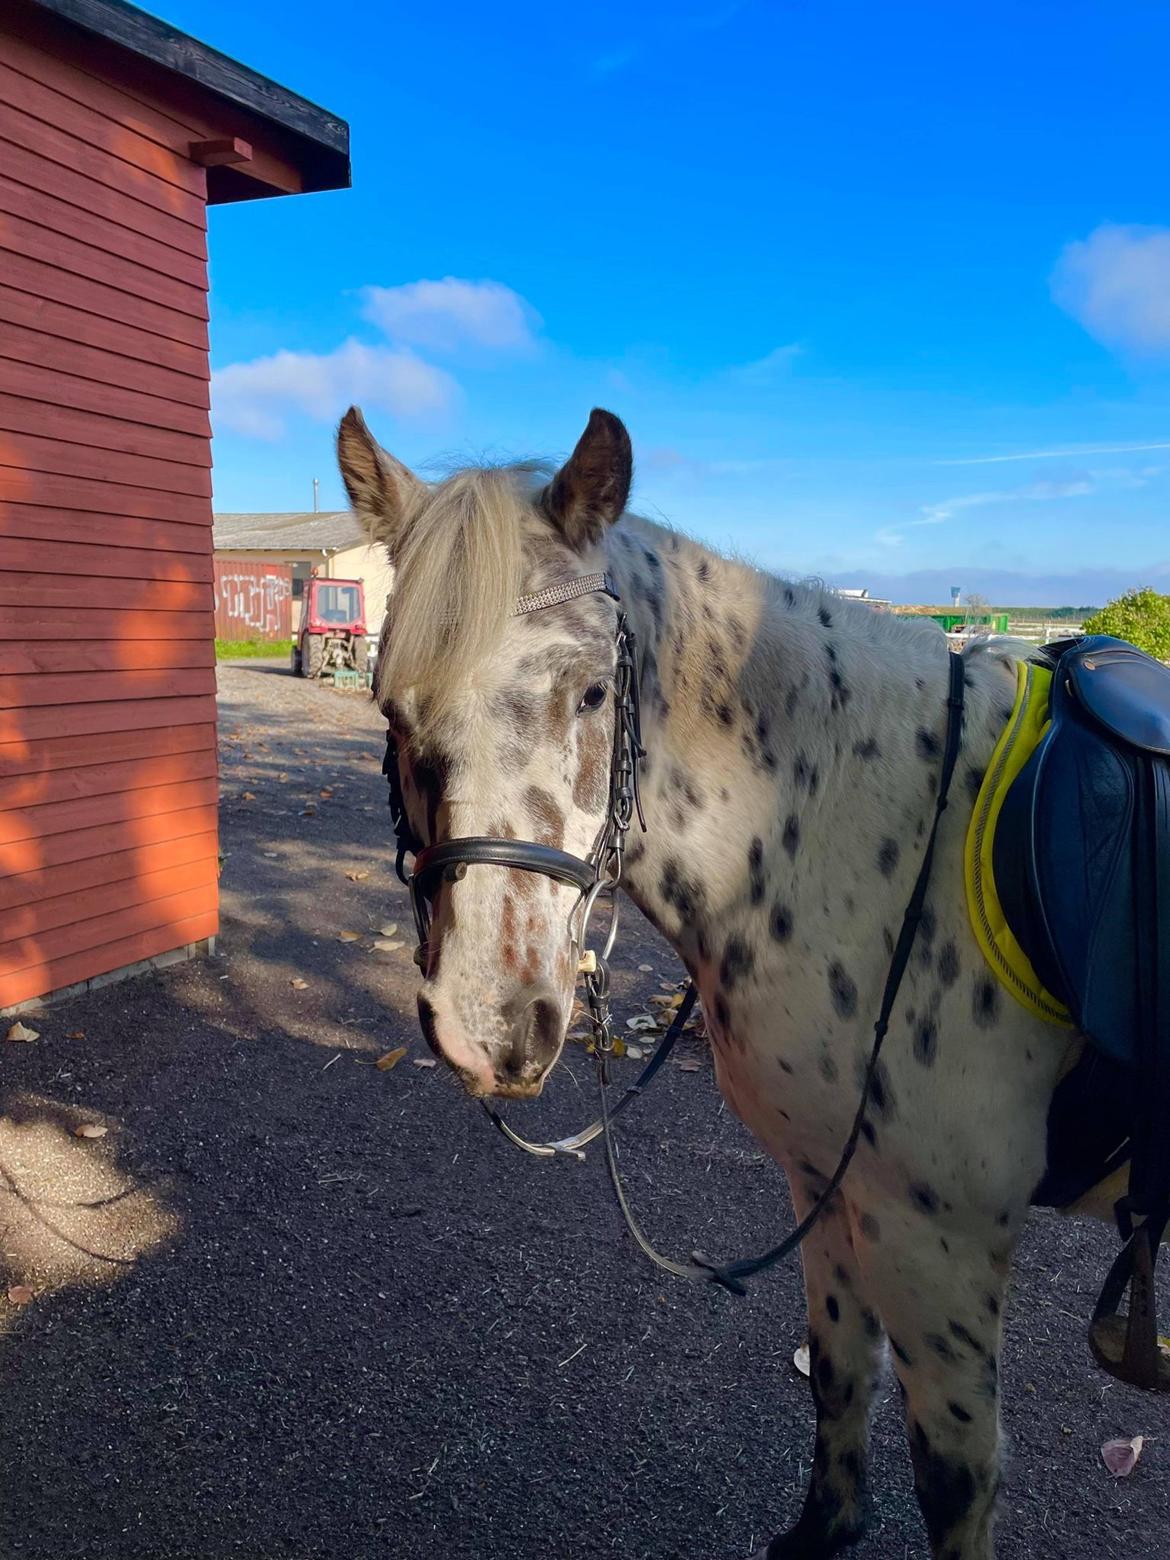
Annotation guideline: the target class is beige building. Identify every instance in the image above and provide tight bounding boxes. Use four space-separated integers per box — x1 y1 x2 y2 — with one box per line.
213 512 394 641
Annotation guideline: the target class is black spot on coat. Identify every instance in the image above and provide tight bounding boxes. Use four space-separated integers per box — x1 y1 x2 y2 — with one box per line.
878 838 899 878
973 977 1000 1029
782 814 801 859
828 961 857 1019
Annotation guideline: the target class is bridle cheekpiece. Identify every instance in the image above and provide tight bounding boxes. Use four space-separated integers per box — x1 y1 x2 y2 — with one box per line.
381 571 645 1095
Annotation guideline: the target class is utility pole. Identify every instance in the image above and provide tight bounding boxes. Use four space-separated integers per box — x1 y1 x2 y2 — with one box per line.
312 477 320 513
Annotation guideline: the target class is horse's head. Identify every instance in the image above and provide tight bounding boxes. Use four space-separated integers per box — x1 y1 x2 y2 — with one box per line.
338 405 634 1100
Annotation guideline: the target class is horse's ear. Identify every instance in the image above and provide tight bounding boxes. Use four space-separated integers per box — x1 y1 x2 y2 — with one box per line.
336 406 423 555
543 409 633 551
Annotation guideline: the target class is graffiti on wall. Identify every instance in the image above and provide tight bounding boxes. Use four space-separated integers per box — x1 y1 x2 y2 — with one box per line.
214 567 293 640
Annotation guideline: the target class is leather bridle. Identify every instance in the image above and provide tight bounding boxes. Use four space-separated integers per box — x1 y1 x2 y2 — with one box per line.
380 572 968 1295
381 571 650 1146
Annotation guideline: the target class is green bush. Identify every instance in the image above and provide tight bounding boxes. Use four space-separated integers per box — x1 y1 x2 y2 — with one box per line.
215 639 292 659
1082 587 1170 660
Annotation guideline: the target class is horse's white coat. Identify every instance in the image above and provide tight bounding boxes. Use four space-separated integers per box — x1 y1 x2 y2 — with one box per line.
338 408 1101 1560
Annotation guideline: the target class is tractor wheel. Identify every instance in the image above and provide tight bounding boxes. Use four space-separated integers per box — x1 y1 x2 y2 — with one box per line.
352 636 369 675
291 642 302 676
305 634 325 678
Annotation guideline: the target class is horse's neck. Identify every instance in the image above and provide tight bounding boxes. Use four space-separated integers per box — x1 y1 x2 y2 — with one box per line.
604 522 962 966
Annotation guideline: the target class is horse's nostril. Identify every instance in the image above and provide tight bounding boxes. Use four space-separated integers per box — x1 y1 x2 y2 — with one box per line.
500 990 562 1079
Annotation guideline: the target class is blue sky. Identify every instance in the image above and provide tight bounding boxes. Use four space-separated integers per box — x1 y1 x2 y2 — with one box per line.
164 0 1170 604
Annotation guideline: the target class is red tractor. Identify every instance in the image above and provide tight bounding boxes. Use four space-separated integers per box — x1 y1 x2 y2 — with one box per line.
292 577 369 678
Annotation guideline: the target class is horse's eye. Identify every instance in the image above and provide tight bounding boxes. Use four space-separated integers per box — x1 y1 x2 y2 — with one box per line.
577 682 609 714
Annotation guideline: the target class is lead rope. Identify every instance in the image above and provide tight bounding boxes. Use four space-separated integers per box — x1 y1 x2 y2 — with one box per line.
596 650 967 1295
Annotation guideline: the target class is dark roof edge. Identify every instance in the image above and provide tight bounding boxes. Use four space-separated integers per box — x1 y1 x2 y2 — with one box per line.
28 0 349 169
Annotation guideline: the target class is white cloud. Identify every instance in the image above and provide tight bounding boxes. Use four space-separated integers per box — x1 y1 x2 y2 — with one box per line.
878 477 1096 547
940 440 1170 465
211 339 459 440
1051 224 1170 355
729 343 803 383
361 278 541 353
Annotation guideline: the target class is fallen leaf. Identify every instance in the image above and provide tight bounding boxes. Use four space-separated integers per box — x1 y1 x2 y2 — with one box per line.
793 1343 811 1378
626 1014 659 1032
638 963 654 973
346 869 371 882
379 922 398 937
278 772 290 783
627 1044 644 1060
67 1029 86 1041
6 1284 34 1306
262 851 280 859
5 1021 39 1043
302 806 317 817
290 977 310 990
319 788 334 798
337 931 361 943
677 1059 703 1072
73 1123 108 1139
1101 1436 1144 1477
375 1047 407 1071
373 939 405 952
412 1057 438 1069
241 791 257 802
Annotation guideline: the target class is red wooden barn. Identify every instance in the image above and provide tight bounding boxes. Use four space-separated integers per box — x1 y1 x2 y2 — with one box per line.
0 0 349 1011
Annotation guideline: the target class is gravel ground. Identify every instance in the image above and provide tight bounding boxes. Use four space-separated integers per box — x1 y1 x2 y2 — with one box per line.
1 658 1166 1560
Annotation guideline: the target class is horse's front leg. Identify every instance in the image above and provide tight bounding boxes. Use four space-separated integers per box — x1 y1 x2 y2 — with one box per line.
855 1204 1011 1560
759 1180 883 1559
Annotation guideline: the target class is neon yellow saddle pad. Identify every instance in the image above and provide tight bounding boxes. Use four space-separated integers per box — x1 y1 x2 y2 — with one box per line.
964 659 1072 1026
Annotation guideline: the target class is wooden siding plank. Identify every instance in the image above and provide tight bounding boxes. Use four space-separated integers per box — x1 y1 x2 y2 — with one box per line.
0 667 217 710
6 855 217 941
0 829 217 912
0 696 216 747
0 105 205 232
0 639 216 676
0 322 209 410
0 353 211 437
0 775 218 847
0 432 212 497
0 213 209 324
0 469 211 524
0 252 208 351
0 506 213 556
0 801 216 881
0 573 211 612
0 607 212 643
0 56 205 198
0 910 219 1007
0 538 213 584
0 130 207 256
0 175 207 285
0 26 208 155
0 898 219 991
0 748 217 809
0 722 215 780
0 393 211 468
0 286 209 384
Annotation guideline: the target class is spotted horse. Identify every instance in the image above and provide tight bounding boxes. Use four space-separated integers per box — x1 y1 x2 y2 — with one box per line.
337 405 1168 1560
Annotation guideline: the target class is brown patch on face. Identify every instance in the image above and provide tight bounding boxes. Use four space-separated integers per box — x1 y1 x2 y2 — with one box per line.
573 720 608 811
500 895 520 975
524 786 565 849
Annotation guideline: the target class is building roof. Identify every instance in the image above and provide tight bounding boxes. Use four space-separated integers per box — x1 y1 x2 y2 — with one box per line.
213 511 368 554
24 0 349 196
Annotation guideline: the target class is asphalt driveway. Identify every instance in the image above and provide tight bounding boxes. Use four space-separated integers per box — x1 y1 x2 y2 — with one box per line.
0 658 1166 1560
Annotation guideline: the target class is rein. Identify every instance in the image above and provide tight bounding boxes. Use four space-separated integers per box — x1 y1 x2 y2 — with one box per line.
381 576 966 1295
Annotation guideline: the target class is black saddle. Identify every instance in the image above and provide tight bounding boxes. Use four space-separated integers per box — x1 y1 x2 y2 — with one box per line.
992 635 1170 1389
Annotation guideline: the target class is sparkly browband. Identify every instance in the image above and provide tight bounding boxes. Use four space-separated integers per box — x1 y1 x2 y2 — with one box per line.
513 573 618 617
